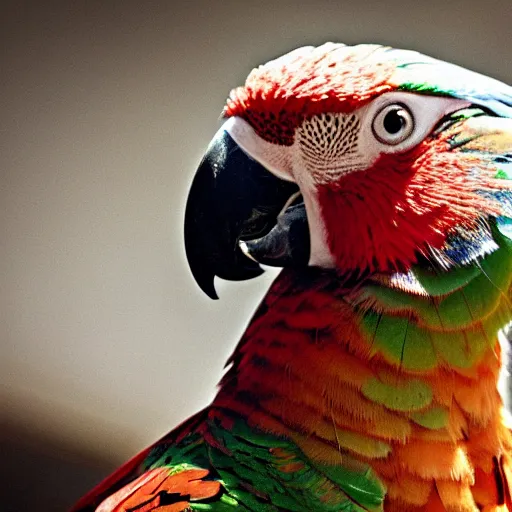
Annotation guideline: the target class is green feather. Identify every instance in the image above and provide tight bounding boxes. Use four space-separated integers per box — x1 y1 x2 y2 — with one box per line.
208 418 386 512
362 377 433 412
412 264 481 297
410 407 449 430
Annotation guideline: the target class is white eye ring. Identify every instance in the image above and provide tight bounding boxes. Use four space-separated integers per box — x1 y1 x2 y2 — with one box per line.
372 103 415 145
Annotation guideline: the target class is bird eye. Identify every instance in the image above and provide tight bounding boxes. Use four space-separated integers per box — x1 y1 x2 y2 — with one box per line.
372 103 414 145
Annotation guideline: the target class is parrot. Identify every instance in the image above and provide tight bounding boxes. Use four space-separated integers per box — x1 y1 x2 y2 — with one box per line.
71 43 512 512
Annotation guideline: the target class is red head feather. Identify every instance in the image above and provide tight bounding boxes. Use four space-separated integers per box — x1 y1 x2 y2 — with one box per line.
224 44 396 145
317 135 502 273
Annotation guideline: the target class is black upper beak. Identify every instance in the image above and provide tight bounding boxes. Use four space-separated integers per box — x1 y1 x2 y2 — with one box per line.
184 127 309 298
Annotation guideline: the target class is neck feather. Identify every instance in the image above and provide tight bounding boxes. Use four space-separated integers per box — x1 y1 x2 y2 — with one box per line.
212 260 512 501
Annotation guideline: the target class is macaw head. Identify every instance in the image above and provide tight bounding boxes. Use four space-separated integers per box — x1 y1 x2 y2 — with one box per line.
185 43 512 298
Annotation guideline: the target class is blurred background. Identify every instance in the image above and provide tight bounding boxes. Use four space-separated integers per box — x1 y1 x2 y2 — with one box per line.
2 1 511 510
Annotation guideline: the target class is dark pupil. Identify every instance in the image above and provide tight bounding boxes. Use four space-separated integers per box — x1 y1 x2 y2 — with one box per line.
383 109 406 134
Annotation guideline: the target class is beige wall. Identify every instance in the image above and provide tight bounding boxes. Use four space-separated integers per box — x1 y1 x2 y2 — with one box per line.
2 1 511 509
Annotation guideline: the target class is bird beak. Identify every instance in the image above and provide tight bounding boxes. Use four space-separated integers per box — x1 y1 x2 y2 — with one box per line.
184 125 309 298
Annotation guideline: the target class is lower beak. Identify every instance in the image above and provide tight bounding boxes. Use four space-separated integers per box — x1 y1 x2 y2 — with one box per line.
184 126 308 298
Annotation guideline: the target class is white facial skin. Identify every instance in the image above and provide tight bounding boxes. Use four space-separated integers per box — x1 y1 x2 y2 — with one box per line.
223 92 470 268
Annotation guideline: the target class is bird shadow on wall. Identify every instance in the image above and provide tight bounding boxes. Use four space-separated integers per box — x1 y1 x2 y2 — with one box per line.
0 418 118 512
